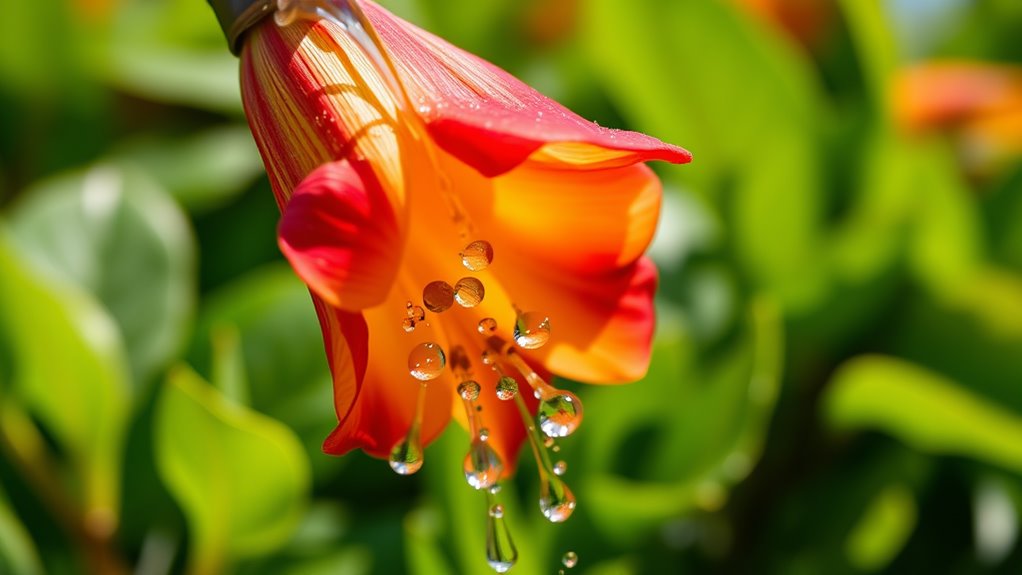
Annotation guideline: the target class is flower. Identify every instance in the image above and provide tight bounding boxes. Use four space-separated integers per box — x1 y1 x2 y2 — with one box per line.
893 60 1022 176
234 0 689 487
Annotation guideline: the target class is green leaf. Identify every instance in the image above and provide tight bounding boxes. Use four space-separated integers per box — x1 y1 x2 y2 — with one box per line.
845 484 917 571
0 488 43 575
825 356 1022 473
7 165 196 385
111 126 264 214
837 0 900 116
155 365 310 572
0 236 131 519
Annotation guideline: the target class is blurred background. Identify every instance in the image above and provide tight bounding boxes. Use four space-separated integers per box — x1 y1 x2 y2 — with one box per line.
2 0 1022 573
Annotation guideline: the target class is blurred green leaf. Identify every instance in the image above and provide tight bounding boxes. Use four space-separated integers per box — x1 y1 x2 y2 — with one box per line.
0 235 130 520
837 0 900 115
0 0 86 98
112 126 264 214
0 488 43 575
825 356 1022 473
7 165 196 385
211 324 250 406
404 506 457 575
845 484 917 571
155 365 310 572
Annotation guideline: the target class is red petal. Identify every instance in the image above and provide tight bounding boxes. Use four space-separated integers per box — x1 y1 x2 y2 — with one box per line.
362 0 692 176
279 160 402 311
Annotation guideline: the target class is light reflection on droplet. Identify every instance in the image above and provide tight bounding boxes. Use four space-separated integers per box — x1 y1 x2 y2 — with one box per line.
408 342 446 381
538 391 583 438
423 280 455 313
496 377 518 401
461 240 494 271
553 460 567 476
478 317 498 334
458 380 481 401
514 312 551 349
562 551 578 569
454 277 485 307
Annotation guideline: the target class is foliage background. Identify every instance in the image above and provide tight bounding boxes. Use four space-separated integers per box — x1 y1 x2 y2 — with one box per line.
2 0 1022 573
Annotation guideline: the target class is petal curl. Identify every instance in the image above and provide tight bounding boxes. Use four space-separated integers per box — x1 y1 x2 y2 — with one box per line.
362 0 692 176
279 160 402 311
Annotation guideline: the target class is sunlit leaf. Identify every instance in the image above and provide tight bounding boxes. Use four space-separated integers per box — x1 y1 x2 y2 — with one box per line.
825 356 1022 473
0 236 131 524
7 165 196 385
845 484 917 571
155 366 310 572
0 488 43 575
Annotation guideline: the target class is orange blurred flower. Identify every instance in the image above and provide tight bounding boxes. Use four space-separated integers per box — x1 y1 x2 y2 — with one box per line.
731 0 834 49
894 60 1022 175
234 0 689 505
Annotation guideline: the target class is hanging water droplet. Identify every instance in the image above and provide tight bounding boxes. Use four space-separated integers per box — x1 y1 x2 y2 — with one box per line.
458 380 481 401
408 342 446 381
562 551 578 569
478 317 498 334
538 391 583 438
422 280 455 313
388 433 423 475
454 277 485 307
464 440 504 490
543 436 555 449
552 445 561 453
486 500 517 573
496 377 518 400
489 484 502 495
461 240 494 271
553 460 567 476
479 428 490 442
481 349 497 365
539 475 576 523
514 312 551 349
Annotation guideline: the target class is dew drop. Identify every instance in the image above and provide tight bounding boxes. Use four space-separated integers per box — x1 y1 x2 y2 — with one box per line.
543 436 555 449
408 342 446 381
454 277 485 307
489 484 502 495
401 318 416 333
478 317 498 334
539 474 576 523
461 240 494 271
458 380 481 401
422 281 455 313
479 428 490 442
388 433 423 475
553 460 567 476
538 391 583 438
486 500 517 573
465 441 504 490
562 551 578 569
496 377 518 401
481 349 497 366
514 312 551 349
409 305 425 321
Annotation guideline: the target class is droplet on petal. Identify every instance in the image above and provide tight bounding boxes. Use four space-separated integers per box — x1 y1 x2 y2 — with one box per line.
458 380 481 401
514 312 551 349
538 391 583 438
401 318 416 332
409 305 425 321
423 280 455 313
461 240 494 271
408 342 446 381
478 317 498 334
454 277 485 307
496 377 518 401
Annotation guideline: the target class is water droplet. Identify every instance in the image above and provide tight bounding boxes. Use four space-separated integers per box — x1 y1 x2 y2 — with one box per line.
539 474 576 523
454 277 485 307
489 484 502 495
543 436 555 448
538 391 583 438
496 377 518 401
465 441 504 490
514 312 551 349
552 445 561 453
553 460 567 476
401 318 416 332
460 240 494 271
481 349 497 365
486 501 517 573
479 428 490 442
409 305 425 321
422 281 454 313
388 433 423 475
458 380 481 401
562 551 578 569
418 104 432 115
478 317 498 334
408 342 446 381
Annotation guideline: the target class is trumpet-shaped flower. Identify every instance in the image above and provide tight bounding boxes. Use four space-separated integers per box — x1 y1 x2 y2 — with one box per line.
223 0 689 504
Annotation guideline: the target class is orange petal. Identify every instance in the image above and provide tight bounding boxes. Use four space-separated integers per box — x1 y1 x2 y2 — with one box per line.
279 160 402 311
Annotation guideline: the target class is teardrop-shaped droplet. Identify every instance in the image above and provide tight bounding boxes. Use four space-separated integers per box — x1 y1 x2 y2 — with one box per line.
538 391 583 437
496 377 518 401
514 312 551 349
478 317 498 334
422 281 455 313
458 380 481 401
454 277 485 307
464 440 504 490
388 433 423 475
408 342 446 381
562 551 578 569
461 240 494 271
553 460 567 476
539 474 576 523
486 501 517 573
